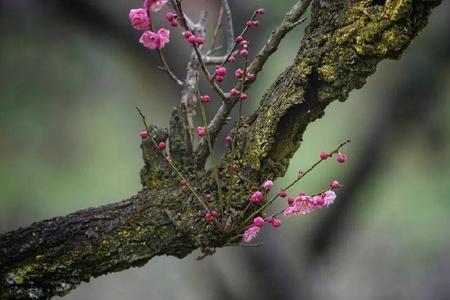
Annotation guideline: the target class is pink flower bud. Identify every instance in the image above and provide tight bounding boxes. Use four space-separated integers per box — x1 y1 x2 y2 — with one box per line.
225 136 233 144
170 20 178 27
253 217 265 228
279 190 287 198
230 88 240 96
195 36 204 45
139 130 149 139
200 95 211 103
250 191 264 203
240 49 249 57
158 141 166 150
263 180 274 190
336 152 347 163
271 219 282 228
236 36 244 43
215 66 227 76
129 8 151 31
320 151 329 160
144 0 168 12
235 68 244 79
287 197 294 205
180 179 187 186
256 8 265 15
228 55 236 63
313 195 325 206
205 212 214 222
188 35 197 45
246 20 253 27
252 20 260 27
211 210 219 217
205 193 213 201
247 72 255 81
232 163 240 170
330 180 340 189
240 40 249 48
183 31 193 38
165 12 177 22
214 75 224 82
266 216 274 224
240 93 248 100
196 126 206 137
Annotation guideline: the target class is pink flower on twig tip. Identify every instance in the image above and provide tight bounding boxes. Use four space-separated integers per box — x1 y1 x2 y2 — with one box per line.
242 225 260 243
129 8 151 30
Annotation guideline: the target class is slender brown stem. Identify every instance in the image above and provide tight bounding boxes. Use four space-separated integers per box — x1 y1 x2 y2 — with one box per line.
208 4 224 54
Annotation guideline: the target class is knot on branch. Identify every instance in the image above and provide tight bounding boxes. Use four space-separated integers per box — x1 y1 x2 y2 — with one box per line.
140 125 172 189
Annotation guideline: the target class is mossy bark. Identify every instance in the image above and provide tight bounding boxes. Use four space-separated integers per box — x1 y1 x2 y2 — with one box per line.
0 0 441 299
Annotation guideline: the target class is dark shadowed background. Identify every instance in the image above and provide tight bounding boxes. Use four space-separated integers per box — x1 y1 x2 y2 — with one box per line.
1 0 449 299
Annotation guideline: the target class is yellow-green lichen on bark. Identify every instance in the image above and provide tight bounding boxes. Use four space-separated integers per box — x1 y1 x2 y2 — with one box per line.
238 0 440 181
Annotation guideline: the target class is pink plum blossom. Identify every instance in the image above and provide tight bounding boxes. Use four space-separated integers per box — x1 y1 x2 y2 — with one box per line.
144 0 168 12
242 225 260 243
323 190 336 206
197 126 206 137
284 195 315 217
129 8 150 30
250 191 263 203
253 217 265 227
139 28 170 50
336 152 347 163
263 180 274 190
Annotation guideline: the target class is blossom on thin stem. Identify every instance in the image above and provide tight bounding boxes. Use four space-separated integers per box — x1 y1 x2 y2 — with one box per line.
140 28 170 50
336 152 347 163
129 9 151 30
250 191 263 203
242 225 260 243
144 0 168 12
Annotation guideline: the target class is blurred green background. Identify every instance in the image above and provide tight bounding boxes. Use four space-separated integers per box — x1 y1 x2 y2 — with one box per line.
1 0 449 299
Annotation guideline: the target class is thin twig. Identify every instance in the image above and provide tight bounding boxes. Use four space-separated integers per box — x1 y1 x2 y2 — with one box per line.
195 86 224 206
147 16 183 86
222 0 235 53
208 4 224 54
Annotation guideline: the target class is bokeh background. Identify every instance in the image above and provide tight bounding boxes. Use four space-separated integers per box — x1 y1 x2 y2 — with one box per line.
1 1 449 299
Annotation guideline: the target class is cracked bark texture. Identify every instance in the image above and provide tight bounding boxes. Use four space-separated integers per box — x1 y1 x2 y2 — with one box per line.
0 0 441 299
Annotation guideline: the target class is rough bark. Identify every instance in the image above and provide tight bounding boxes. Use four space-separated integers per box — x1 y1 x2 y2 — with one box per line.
0 0 441 299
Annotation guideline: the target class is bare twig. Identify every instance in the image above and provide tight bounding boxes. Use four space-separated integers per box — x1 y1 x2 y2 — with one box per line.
222 0 235 53
208 4 224 54
147 15 183 86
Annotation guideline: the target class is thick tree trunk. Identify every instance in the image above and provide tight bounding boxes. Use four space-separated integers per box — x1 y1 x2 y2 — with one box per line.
0 0 441 299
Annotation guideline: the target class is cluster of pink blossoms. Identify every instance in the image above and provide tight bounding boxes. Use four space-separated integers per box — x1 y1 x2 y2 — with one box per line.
242 149 348 243
129 0 170 50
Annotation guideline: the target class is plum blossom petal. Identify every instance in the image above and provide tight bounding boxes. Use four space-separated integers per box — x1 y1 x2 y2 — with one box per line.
242 225 260 243
139 28 170 50
144 0 168 12
323 190 336 206
129 8 151 30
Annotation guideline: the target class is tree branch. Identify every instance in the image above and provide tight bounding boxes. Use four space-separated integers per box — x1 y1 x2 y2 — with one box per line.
0 0 442 299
